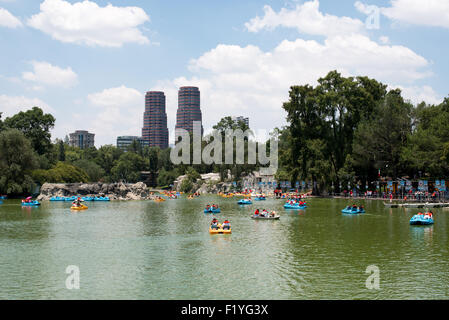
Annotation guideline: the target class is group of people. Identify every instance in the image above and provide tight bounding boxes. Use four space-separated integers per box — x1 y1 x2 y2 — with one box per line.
205 204 219 210
210 218 231 230
287 199 306 206
417 211 433 219
72 197 83 207
254 209 277 217
345 204 364 211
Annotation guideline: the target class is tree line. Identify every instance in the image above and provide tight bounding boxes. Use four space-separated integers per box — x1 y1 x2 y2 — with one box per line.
276 70 449 194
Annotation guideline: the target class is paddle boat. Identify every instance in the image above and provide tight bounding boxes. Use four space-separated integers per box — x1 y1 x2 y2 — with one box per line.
204 206 221 214
341 206 365 214
238 199 252 205
154 197 166 202
0 195 7 200
70 204 88 211
252 211 280 220
64 196 77 202
254 195 266 201
209 224 232 234
284 202 307 209
81 196 95 201
410 212 434 225
94 196 110 201
21 200 41 207
50 196 66 201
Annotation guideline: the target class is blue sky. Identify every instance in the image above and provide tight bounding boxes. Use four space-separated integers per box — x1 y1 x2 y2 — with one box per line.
1 0 448 146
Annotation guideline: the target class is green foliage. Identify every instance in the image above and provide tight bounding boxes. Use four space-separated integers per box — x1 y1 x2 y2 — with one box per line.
31 162 89 185
180 179 193 193
111 152 146 183
3 107 55 156
73 159 105 182
0 129 38 194
157 168 178 187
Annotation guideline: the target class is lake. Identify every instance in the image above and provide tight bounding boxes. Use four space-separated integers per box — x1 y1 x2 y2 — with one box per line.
0 196 447 299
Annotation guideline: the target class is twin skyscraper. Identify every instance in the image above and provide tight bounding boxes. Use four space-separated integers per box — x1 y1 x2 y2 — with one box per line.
142 86 202 149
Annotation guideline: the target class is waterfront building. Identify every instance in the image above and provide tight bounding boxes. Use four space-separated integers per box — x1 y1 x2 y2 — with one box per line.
142 91 169 149
69 130 95 149
175 86 203 136
117 136 149 151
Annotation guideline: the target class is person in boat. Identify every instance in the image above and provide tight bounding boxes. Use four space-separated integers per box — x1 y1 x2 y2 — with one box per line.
210 218 219 230
352 204 358 211
358 205 364 211
269 211 276 217
206 204 210 210
222 220 231 230
254 209 260 216
261 209 268 217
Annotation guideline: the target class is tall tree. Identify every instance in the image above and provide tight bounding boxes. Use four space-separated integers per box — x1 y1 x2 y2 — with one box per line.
0 129 38 194
3 107 55 156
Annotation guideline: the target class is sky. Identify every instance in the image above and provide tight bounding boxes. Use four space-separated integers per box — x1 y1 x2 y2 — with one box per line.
1 0 448 146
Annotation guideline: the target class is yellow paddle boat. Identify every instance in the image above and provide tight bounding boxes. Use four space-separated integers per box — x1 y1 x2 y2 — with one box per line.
70 204 88 211
209 224 232 234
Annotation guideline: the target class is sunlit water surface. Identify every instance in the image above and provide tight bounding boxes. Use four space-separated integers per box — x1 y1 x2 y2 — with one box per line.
0 197 448 299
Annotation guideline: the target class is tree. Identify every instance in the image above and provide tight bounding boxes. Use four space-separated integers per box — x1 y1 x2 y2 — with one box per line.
282 71 388 193
0 129 38 194
111 152 146 183
73 159 105 182
95 145 123 178
32 162 89 184
3 107 55 156
58 140 66 162
351 89 413 180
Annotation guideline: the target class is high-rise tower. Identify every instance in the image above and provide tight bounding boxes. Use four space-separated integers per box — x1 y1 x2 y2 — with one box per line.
142 91 169 149
175 86 203 135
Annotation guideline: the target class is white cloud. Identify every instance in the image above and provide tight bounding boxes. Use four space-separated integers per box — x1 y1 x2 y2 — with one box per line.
0 94 53 117
154 33 433 135
379 36 390 44
394 85 443 105
27 0 150 47
245 0 365 36
22 61 78 88
379 0 449 28
0 7 22 28
87 86 144 146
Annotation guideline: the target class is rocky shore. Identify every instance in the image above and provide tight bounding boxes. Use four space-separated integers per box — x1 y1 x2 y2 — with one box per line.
37 182 155 201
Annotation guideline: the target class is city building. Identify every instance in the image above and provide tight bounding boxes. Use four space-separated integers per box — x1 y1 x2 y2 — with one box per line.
175 86 203 136
142 91 169 149
69 130 95 149
117 136 149 151
232 116 249 128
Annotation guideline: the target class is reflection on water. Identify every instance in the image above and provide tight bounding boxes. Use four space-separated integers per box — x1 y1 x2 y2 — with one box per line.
0 197 448 299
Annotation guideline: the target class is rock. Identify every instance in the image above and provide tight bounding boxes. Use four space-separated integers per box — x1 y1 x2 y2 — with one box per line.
37 182 156 201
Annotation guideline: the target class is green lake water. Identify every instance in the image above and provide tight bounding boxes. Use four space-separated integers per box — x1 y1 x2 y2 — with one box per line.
0 197 448 299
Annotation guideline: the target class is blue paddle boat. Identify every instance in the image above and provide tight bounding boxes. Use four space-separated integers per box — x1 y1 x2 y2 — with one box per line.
410 213 434 225
81 196 95 201
94 196 110 201
341 206 365 214
0 195 7 200
284 202 307 209
204 208 221 214
254 196 266 201
21 200 41 207
50 196 65 201
64 196 77 201
238 199 252 205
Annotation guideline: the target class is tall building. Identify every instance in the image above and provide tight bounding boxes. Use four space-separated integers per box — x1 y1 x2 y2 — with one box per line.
142 91 169 149
69 130 95 149
175 86 203 136
232 116 249 128
117 136 149 151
